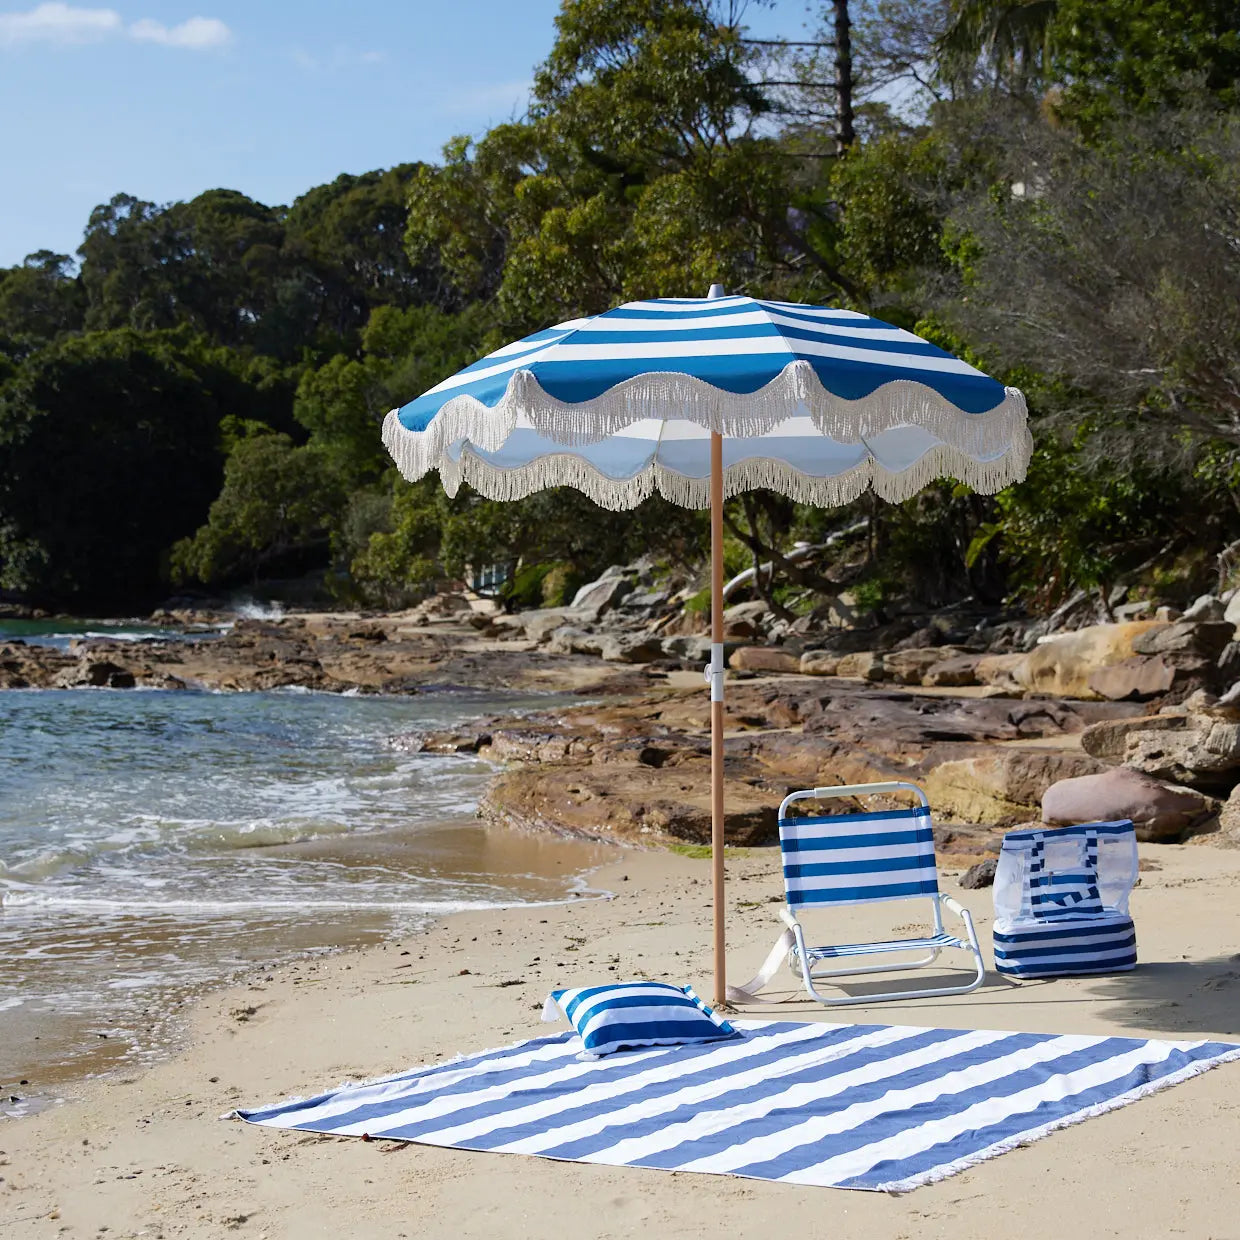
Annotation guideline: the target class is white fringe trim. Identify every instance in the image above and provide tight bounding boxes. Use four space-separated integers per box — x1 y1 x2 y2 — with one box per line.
382 363 1031 509
415 438 1031 510
867 1044 1240 1195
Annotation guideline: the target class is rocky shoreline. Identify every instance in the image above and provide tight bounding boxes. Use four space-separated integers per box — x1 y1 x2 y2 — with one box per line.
8 577 1240 869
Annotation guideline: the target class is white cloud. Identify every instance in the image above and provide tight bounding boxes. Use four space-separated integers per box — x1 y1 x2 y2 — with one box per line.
129 15 230 49
437 79 532 117
0 3 121 45
0 5 231 50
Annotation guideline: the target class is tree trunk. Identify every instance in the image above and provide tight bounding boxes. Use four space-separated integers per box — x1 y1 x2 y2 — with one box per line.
833 0 855 154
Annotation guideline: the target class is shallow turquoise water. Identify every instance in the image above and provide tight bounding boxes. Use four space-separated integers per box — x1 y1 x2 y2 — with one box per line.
0 687 605 1104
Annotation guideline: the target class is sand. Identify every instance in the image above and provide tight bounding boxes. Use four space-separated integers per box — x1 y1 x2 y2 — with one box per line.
3 840 1239 1240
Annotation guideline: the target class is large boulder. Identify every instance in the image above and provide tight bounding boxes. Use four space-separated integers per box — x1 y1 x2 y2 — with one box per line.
522 608 584 643
884 647 953 685
1086 657 1176 701
1041 765 1217 841
974 652 1026 693
728 645 800 674
53 658 136 689
923 750 1109 826
800 649 840 676
923 653 981 688
834 651 884 681
597 634 665 663
570 574 633 617
1080 710 1240 792
1216 785 1240 845
1015 622 1168 698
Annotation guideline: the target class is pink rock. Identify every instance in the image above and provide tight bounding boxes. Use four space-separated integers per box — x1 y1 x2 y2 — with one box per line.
1041 765 1215 842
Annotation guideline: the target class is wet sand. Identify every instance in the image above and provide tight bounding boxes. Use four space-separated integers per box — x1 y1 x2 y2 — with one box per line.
1 840 1238 1238
1 824 617 1114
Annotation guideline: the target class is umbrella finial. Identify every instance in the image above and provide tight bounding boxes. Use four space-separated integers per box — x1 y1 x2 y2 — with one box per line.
707 284 726 299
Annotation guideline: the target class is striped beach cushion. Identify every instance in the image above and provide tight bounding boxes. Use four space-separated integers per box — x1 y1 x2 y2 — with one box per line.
779 807 939 907
994 915 1137 978
545 982 737 1057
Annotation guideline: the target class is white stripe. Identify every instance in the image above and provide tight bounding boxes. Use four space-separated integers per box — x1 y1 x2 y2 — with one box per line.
249 1039 582 1130
583 1029 1003 1167
676 1032 1099 1175
781 818 928 842
785 869 935 894
782 841 936 865
416 1023 840 1147
423 335 984 398
781 1040 1178 1185
490 1024 923 1156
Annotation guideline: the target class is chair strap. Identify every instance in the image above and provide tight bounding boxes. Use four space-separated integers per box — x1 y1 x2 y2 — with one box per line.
725 929 798 1005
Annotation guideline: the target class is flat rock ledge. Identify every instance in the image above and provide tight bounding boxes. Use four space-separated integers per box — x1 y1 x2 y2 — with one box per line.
400 678 1156 858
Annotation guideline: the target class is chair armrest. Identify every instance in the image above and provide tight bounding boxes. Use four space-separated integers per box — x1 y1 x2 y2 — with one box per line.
778 905 800 930
941 894 972 922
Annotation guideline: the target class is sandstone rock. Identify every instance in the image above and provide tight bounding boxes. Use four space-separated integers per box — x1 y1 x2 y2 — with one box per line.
1183 594 1226 621
960 858 998 889
1225 591 1240 628
1086 656 1176 701
922 654 980 688
570 574 632 616
728 646 800 674
545 626 599 656
1123 715 1240 791
974 652 1026 693
522 608 584 643
1041 766 1216 841
1080 712 1183 761
892 623 948 650
598 634 665 663
53 659 136 689
1016 622 1168 698
1130 620 1234 660
883 647 951 684
1216 785 1240 845
799 650 840 676
923 750 1109 826
834 651 884 680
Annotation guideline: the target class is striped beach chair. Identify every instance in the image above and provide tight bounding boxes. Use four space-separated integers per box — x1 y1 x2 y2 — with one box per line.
992 821 1138 979
772 781 985 1005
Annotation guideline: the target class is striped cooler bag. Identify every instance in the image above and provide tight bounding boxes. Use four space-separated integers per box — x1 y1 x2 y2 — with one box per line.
992 821 1139 979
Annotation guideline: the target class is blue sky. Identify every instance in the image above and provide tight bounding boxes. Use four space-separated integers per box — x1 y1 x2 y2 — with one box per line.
0 1 815 267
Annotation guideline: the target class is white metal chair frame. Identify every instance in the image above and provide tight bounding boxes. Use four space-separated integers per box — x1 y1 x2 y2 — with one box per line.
778 781 986 1006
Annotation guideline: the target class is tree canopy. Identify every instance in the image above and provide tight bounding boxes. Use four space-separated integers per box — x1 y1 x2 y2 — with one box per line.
3 0 1240 616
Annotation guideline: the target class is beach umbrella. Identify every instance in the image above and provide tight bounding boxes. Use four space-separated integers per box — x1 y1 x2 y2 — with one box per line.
381 286 1031 1005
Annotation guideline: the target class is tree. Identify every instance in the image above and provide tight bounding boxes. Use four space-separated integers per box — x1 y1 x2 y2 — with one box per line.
170 431 344 587
0 251 85 345
0 330 241 607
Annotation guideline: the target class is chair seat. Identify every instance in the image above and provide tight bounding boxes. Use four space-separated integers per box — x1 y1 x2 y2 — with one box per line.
802 931 962 961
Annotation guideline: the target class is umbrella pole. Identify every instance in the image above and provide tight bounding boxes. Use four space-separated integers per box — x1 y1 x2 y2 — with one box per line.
710 430 726 1006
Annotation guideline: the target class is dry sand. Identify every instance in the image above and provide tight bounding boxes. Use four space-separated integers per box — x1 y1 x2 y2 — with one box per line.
3 841 1239 1240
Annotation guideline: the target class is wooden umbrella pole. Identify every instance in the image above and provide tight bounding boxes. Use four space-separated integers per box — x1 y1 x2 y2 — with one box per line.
710 429 726 1006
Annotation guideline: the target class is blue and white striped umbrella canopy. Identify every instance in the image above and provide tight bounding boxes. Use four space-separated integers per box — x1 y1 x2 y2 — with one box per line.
382 294 1032 510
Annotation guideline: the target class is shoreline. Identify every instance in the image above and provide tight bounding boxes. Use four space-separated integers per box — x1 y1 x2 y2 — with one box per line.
3 842 1239 1237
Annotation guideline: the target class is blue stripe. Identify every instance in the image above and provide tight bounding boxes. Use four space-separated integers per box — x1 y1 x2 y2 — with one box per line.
781 829 934 854
789 879 939 904
783 854 935 878
463 1024 897 1156
635 1032 1043 1174
834 1040 1226 1188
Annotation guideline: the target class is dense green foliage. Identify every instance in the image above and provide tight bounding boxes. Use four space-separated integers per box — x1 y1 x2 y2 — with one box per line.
3 0 1240 614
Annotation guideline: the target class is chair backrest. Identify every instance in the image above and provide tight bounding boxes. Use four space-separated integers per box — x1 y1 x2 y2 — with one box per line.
778 788 940 909
994 820 1138 923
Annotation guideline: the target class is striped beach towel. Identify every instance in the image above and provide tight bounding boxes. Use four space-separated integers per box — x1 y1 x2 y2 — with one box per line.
237 1020 1240 1192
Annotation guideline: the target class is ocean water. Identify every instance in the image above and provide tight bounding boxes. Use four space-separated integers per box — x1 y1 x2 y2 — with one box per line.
0 617 221 651
0 687 609 1110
